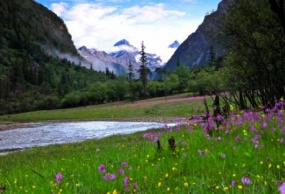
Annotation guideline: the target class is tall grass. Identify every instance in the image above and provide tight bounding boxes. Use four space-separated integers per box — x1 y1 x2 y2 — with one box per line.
0 102 285 193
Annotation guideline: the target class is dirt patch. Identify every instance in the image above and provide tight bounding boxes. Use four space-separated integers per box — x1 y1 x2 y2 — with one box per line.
105 95 209 109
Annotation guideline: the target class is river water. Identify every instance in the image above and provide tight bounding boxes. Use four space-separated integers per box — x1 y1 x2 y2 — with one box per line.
0 121 172 153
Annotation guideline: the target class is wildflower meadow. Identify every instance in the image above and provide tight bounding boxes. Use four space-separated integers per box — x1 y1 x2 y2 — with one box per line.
0 101 285 193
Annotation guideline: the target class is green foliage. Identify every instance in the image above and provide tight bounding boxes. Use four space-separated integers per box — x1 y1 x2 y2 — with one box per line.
221 0 285 108
173 65 190 93
147 81 165 98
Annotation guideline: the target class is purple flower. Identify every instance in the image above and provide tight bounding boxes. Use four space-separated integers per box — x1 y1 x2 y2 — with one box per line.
271 128 276 132
220 153 226 158
261 121 267 128
118 169 125 175
281 127 285 134
103 174 116 181
124 177 129 189
109 174 116 181
231 181 235 186
134 182 139 189
235 136 240 142
241 177 250 184
198 150 204 156
98 164 106 173
216 136 222 141
250 126 258 132
103 174 109 181
181 141 187 146
56 173 63 184
121 162 128 168
280 138 284 144
279 182 285 194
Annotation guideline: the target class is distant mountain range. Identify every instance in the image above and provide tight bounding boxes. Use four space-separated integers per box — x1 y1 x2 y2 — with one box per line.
78 39 180 77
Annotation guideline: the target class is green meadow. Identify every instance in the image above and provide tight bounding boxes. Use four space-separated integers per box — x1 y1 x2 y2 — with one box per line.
0 94 207 123
0 96 285 194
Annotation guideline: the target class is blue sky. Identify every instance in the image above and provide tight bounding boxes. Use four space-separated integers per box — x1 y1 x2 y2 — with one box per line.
36 0 221 62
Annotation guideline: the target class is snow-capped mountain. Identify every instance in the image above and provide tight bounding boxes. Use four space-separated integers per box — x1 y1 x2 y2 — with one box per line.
168 40 180 48
78 46 126 75
78 39 165 78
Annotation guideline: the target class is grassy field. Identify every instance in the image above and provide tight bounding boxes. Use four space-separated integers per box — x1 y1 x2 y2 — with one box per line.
0 94 209 123
0 96 285 193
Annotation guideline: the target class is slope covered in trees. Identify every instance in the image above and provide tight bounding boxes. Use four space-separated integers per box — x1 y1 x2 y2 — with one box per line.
0 0 111 114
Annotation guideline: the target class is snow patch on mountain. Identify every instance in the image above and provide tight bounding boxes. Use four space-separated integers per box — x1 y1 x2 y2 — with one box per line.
78 39 179 78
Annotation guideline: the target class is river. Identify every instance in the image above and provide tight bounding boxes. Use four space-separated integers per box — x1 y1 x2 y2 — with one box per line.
0 121 173 153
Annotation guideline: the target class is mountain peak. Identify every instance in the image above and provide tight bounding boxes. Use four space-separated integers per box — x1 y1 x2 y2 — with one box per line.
168 40 180 48
114 39 131 47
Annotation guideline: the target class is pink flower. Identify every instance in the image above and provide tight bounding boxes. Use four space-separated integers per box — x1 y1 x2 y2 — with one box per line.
56 173 63 184
279 182 285 194
241 177 250 184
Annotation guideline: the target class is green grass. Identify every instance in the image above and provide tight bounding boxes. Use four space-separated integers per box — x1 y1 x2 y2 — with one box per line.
0 108 285 193
0 94 208 123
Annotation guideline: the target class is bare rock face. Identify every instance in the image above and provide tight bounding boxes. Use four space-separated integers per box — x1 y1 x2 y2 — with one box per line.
164 0 235 71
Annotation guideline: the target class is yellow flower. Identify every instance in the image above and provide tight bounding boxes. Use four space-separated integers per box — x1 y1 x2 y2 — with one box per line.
106 192 111 194
165 173 169 178
260 161 263 165
224 186 229 191
158 182 162 187
184 182 188 187
167 187 170 191
238 185 243 189
112 190 118 194
268 163 272 168
76 183 80 187
215 186 220 189
277 165 280 169
32 185 36 189
232 173 236 177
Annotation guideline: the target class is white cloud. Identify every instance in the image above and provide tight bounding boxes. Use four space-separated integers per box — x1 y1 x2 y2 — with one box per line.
51 2 203 62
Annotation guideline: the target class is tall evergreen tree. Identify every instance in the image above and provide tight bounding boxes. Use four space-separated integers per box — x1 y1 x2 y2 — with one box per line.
127 60 135 102
139 41 151 99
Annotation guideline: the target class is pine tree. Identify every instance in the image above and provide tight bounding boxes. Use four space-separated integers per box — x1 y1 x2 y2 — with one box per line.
139 41 151 99
127 60 135 102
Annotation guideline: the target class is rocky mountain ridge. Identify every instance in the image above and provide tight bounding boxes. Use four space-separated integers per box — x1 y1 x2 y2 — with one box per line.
78 39 166 77
164 0 235 71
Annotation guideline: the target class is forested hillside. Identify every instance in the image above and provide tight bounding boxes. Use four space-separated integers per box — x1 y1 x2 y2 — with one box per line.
186 0 285 109
0 0 111 114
